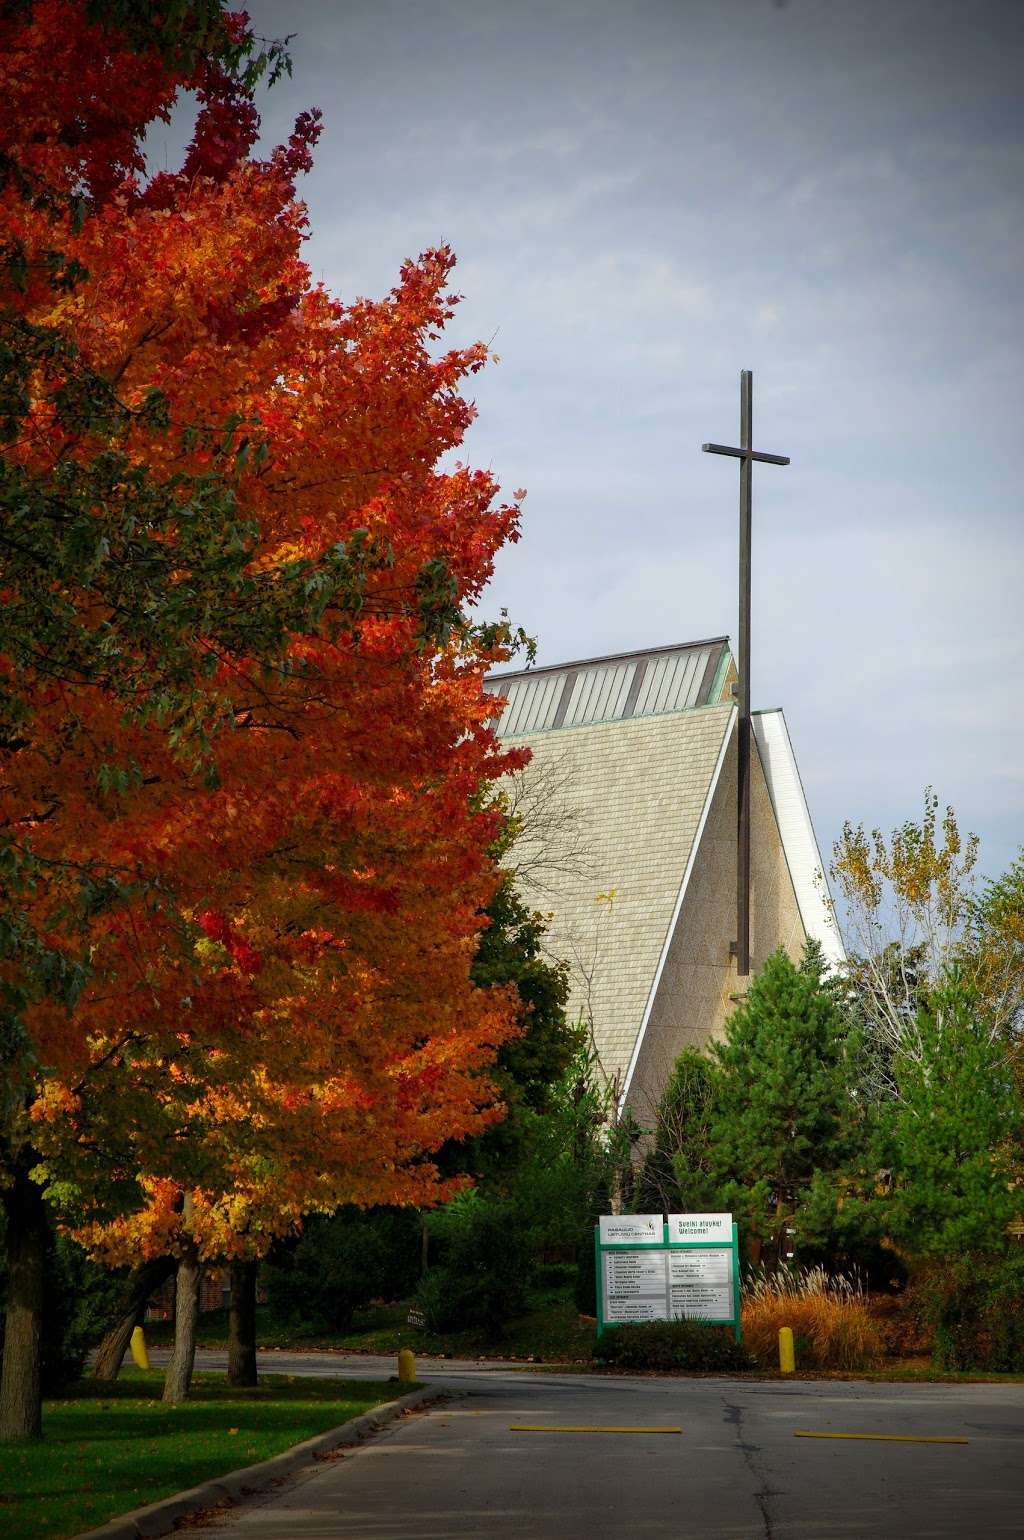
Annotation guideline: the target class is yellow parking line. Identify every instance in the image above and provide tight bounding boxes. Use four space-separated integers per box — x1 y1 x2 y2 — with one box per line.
794 1430 968 1445
509 1425 683 1434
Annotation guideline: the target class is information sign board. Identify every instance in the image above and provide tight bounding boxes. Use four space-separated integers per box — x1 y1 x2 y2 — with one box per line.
598 1214 663 1246
595 1213 741 1341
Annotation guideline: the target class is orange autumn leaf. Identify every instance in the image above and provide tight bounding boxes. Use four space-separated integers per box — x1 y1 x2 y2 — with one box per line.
2 1 529 1265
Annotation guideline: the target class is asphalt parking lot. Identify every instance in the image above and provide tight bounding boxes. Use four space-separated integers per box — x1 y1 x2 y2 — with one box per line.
180 1352 1024 1538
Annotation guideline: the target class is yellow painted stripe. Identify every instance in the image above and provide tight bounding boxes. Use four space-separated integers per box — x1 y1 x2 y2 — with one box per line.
794 1430 968 1445
509 1425 683 1435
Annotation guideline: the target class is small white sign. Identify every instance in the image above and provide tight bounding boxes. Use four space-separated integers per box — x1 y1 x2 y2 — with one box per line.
666 1212 733 1244
669 1284 734 1322
605 1250 667 1298
599 1213 663 1246
605 1297 665 1323
667 1247 734 1322
603 1249 668 1325
668 1249 731 1285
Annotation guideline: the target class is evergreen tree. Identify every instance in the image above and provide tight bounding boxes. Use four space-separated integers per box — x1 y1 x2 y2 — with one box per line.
636 945 890 1268
436 874 574 1187
878 975 1020 1256
700 948 863 1265
472 878 574 1107
636 1049 719 1214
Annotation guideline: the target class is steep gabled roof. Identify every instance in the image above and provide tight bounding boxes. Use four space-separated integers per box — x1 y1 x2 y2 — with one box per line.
497 699 737 1089
486 639 843 1109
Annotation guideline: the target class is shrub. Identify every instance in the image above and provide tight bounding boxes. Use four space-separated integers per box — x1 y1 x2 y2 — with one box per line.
594 1319 752 1372
534 1261 576 1291
741 1266 884 1371
922 1253 1024 1372
866 1282 935 1360
39 1236 126 1391
265 1207 422 1333
414 1192 534 1335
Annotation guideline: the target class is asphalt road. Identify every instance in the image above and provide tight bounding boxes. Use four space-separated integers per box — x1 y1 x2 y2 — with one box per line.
178 1352 1023 1539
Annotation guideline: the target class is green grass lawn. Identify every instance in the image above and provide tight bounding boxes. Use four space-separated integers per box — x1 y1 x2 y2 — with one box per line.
1 1368 397 1540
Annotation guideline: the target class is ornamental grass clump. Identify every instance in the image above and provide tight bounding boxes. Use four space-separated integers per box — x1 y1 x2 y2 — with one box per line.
741 1266 884 1371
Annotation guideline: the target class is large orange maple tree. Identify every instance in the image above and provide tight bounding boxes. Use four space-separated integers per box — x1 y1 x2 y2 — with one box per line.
1 1 528 1429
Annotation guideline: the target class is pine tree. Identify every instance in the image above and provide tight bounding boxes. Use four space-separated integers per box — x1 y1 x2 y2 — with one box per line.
878 975 1020 1256
705 948 862 1266
637 1049 719 1215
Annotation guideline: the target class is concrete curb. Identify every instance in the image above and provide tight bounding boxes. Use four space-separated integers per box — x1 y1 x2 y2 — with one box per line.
71 1385 442 1540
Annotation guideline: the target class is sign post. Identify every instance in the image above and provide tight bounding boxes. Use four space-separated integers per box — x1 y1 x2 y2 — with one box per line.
595 1213 741 1343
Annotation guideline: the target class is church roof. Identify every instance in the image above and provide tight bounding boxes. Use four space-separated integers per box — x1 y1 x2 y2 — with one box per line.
508 702 738 1093
483 637 732 738
485 637 843 1112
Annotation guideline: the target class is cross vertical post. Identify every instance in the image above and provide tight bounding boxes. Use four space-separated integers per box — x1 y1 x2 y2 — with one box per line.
737 371 753 979
702 371 789 977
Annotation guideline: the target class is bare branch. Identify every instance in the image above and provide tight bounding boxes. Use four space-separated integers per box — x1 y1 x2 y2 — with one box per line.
498 753 595 899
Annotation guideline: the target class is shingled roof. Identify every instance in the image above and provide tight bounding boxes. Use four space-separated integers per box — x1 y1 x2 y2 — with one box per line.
485 640 843 1116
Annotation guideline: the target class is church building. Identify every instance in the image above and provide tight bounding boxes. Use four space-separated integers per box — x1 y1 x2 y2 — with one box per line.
484 636 844 1125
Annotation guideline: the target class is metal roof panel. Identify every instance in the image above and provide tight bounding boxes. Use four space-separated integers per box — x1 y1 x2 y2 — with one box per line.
484 639 731 738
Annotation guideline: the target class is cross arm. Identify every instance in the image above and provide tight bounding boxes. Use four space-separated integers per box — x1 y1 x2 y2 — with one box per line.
702 442 790 465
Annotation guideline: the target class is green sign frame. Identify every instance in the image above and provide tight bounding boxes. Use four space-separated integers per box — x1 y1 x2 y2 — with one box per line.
595 1219 742 1343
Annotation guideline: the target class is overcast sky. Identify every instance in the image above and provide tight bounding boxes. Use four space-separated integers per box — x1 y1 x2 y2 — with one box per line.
166 0 1023 886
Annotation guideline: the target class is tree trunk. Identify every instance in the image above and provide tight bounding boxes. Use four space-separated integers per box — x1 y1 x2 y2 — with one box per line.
92 1256 176 1380
226 1259 258 1388
0 1163 49 1441
162 1248 200 1404
763 1189 788 1272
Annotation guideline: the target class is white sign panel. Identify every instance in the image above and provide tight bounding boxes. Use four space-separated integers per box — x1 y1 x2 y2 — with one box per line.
666 1212 733 1244
668 1250 731 1283
667 1247 734 1323
603 1249 668 1323
599 1213 663 1246
670 1284 733 1321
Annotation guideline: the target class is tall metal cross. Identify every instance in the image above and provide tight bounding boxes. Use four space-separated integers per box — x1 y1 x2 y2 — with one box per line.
702 370 789 977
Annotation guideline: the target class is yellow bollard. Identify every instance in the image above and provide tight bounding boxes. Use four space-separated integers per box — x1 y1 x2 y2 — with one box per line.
778 1326 795 1374
397 1347 416 1386
130 1325 150 1370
